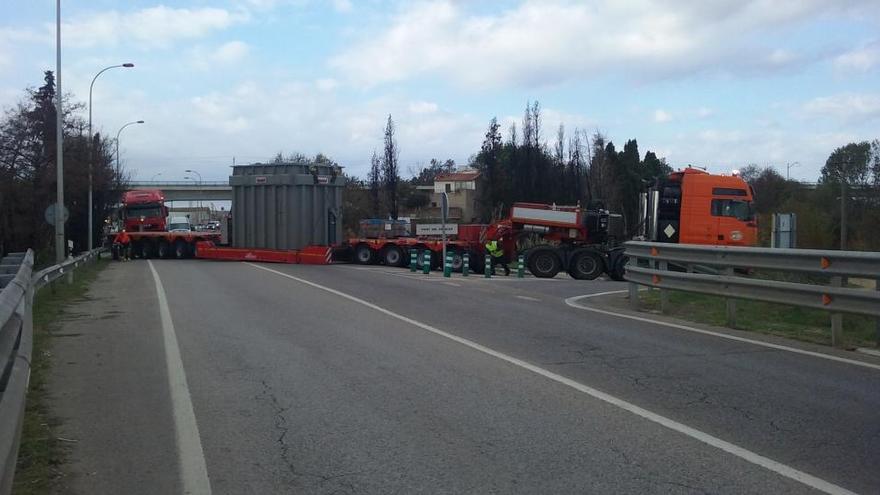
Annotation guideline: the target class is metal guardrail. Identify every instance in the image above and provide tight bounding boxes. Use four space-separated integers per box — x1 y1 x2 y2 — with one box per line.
0 248 103 494
624 241 880 347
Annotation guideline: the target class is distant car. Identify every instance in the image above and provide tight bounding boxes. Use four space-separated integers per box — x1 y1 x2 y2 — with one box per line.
167 216 192 232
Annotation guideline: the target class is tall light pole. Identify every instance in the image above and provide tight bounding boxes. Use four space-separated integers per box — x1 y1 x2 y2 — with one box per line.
786 161 799 180
185 169 202 215
88 63 134 251
55 0 65 262
115 120 144 182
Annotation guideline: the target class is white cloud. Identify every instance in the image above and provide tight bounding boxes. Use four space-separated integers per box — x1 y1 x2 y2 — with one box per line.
332 0 353 13
315 78 340 91
408 101 438 114
331 0 875 88
834 40 880 72
695 107 715 119
654 109 673 123
212 41 250 64
56 6 247 49
803 93 880 122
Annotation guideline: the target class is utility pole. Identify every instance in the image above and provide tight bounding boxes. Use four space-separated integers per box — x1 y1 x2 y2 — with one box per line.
840 181 847 250
55 0 65 263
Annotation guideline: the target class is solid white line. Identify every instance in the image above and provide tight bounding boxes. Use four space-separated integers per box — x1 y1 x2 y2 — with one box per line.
148 261 212 495
245 262 857 495
565 292 880 372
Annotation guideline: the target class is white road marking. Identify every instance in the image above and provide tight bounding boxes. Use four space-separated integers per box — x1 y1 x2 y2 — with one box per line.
148 261 212 495
246 262 857 495
565 291 880 372
515 295 541 302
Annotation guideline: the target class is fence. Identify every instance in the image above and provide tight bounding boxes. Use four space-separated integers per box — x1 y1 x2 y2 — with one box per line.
624 241 880 347
0 248 103 494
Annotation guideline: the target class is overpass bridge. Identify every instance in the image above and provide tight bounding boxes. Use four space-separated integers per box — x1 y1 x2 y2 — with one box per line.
127 181 231 201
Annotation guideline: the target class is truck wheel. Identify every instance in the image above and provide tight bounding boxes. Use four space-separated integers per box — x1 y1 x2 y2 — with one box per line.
528 249 561 278
174 240 189 259
354 244 376 264
139 241 153 259
157 241 171 259
382 245 405 267
569 250 604 280
609 255 628 281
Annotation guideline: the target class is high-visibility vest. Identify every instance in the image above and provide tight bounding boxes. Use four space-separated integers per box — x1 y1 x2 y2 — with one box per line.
486 241 503 258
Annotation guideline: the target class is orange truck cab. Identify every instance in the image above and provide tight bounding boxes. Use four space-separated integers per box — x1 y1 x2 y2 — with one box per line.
640 168 757 247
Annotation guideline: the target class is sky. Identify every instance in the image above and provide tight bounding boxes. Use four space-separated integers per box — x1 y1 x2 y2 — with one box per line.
2 0 879 182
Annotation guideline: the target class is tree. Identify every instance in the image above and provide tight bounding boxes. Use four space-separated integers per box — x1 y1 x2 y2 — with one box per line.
368 150 381 217
411 158 455 186
820 142 873 185
473 117 503 219
382 114 400 219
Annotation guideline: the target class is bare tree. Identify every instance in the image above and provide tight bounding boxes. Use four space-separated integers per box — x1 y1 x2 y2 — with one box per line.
382 114 400 219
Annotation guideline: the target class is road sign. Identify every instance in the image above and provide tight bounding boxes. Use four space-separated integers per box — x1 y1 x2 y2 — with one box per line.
44 203 69 225
415 224 458 236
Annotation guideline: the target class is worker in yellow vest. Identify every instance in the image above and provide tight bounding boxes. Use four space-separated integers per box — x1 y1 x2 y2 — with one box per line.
485 238 510 276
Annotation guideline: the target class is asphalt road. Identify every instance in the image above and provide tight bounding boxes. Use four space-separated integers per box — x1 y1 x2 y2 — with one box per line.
49 260 880 494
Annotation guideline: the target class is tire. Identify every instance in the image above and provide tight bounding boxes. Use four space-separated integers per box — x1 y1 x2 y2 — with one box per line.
174 240 189 259
568 250 604 280
609 255 628 281
157 241 171 259
139 241 153 259
382 245 405 267
527 249 561 278
354 244 376 265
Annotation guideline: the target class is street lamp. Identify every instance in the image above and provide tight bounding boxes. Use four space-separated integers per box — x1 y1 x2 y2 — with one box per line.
54 0 64 262
115 120 144 182
88 62 134 251
185 169 203 213
786 161 799 180
150 172 162 181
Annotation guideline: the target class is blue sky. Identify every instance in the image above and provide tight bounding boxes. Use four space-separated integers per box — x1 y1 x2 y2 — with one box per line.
2 0 879 181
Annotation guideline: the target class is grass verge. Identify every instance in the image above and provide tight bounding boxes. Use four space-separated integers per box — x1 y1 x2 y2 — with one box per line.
639 289 877 348
12 258 107 495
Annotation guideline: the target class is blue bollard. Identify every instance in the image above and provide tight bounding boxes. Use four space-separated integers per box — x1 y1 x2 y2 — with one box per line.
410 250 418 272
484 254 492 278
422 250 431 274
462 253 470 277
517 254 525 278
444 251 453 277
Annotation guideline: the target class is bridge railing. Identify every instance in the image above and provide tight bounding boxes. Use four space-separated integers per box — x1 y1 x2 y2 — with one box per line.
0 248 103 494
624 241 880 347
127 180 229 187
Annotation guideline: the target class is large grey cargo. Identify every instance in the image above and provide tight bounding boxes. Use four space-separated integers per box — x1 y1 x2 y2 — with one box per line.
230 162 343 250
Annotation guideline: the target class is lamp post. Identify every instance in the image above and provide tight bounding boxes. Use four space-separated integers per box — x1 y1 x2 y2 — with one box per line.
115 120 144 182
54 0 65 262
786 161 799 180
185 169 202 213
88 63 134 251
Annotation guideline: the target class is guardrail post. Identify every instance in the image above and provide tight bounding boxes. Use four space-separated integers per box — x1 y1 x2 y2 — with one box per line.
462 253 469 277
517 255 525 278
831 275 844 347
422 251 431 275
443 252 452 278
628 281 639 310
484 254 492 278
659 260 669 314
410 250 417 272
724 267 737 328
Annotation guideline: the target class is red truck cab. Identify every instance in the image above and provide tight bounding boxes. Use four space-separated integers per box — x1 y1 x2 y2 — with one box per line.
121 189 169 232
